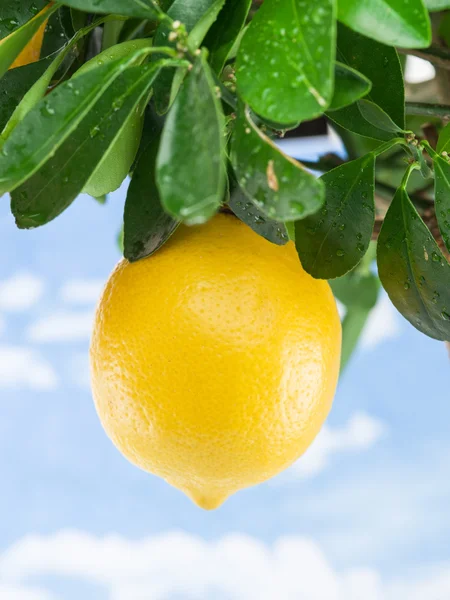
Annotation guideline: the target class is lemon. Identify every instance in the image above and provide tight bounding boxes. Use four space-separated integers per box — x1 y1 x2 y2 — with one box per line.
90 214 341 509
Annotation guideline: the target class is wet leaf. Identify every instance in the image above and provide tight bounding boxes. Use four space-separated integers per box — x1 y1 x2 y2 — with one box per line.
0 48 151 196
11 62 162 228
437 121 450 154
328 62 371 111
327 24 404 141
295 154 375 279
58 0 163 20
0 1 48 40
338 0 431 48
378 186 450 341
236 0 336 124
228 183 289 245
0 3 57 78
156 52 225 225
125 136 179 262
231 105 324 222
204 0 252 74
432 154 450 252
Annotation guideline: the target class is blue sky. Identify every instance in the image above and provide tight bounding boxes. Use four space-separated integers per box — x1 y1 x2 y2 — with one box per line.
0 133 450 600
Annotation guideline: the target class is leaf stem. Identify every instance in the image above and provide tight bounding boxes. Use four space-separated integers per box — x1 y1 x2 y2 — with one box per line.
371 137 410 157
401 162 420 190
406 102 450 120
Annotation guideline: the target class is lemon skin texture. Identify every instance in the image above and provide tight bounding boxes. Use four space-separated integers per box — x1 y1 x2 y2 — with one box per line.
90 214 341 510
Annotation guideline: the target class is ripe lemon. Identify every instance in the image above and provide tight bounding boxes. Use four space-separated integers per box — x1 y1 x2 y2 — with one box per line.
90 214 341 509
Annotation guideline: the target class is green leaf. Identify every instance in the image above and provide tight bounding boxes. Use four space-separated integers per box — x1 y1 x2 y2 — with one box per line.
437 121 450 154
327 24 404 141
328 62 371 111
357 99 406 134
295 154 375 279
378 185 450 341
124 136 179 262
432 155 450 253
58 0 163 19
11 62 162 228
156 52 225 225
40 6 74 58
231 105 324 222
187 0 226 51
204 0 252 73
228 183 289 245
0 3 58 78
153 0 226 114
338 0 431 48
0 48 152 196
0 1 48 40
236 0 336 125
0 58 51 133
424 0 450 10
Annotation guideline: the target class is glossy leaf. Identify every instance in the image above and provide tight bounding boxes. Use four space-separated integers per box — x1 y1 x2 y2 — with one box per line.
11 63 162 228
357 99 405 133
328 24 404 141
156 53 225 225
437 121 450 154
0 1 48 40
58 0 163 19
228 184 289 246
204 0 252 73
295 154 375 279
187 0 226 50
0 3 57 78
432 154 450 253
378 186 450 341
0 49 151 196
236 0 336 125
328 62 371 112
231 105 324 222
125 136 179 262
0 58 51 133
338 0 431 48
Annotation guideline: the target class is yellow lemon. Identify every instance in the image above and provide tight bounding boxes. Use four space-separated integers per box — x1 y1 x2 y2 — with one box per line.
90 214 341 509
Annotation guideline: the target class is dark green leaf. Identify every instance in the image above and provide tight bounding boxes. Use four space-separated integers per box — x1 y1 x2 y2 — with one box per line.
0 58 51 132
236 0 336 124
125 136 179 261
378 186 450 341
187 0 226 50
40 6 74 58
58 0 163 19
231 105 324 222
0 3 57 78
0 1 48 40
156 52 225 224
153 0 225 114
328 62 371 111
228 184 289 245
437 121 450 154
295 154 375 279
357 99 406 133
11 63 162 228
327 24 404 141
0 49 151 196
338 0 431 48
432 154 450 252
204 0 252 73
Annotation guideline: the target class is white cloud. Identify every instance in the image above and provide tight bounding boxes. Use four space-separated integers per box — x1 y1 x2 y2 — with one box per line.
360 295 401 350
0 274 44 312
405 56 436 84
0 346 58 390
279 412 386 481
60 279 104 305
0 585 56 600
27 311 94 343
0 530 448 600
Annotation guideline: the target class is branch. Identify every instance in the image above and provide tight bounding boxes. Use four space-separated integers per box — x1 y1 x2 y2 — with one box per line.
406 101 450 120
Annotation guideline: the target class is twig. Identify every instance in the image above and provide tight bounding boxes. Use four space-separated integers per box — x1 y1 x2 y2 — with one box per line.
399 46 450 70
406 101 450 120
